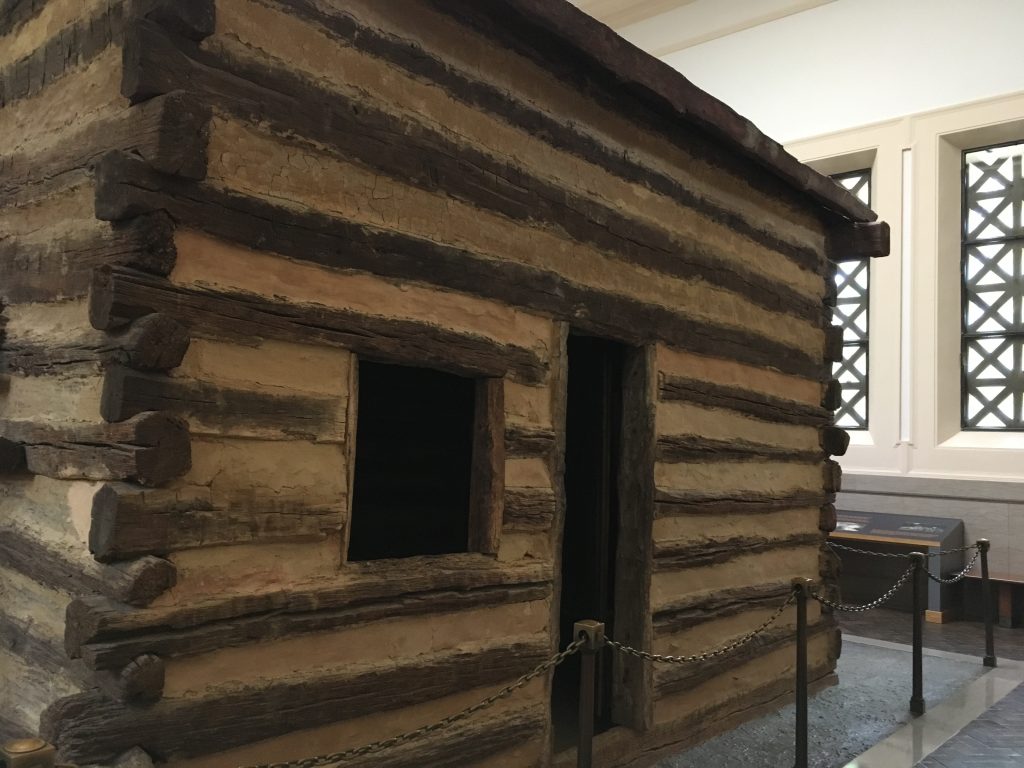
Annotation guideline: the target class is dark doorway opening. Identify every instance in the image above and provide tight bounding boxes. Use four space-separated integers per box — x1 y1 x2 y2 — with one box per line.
347 360 474 562
553 335 626 748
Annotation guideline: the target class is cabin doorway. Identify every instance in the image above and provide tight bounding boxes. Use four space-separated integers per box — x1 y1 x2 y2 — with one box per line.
552 334 628 748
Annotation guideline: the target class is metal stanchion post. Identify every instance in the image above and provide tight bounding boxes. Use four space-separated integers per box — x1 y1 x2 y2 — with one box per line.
979 539 996 667
792 578 812 768
574 620 605 768
910 552 926 715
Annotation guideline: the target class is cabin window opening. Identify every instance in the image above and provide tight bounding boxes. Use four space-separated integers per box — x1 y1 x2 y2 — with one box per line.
347 360 477 561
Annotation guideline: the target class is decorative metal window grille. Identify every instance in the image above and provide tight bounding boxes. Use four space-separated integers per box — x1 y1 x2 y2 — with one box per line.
830 169 872 429
962 141 1024 430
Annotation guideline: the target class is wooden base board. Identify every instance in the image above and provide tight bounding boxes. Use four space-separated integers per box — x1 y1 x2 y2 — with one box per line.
925 609 956 624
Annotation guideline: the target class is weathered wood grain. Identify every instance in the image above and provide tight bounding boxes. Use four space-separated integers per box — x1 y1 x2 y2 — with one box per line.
44 640 549 761
76 582 550 670
656 435 821 464
653 582 793 636
1 91 208 207
658 375 832 426
244 0 832 284
655 489 831 518
5 411 191 486
655 619 832 696
0 213 176 305
90 266 548 384
99 365 344 441
92 152 823 379
503 488 557 532
66 556 551 655
3 313 190 375
0 2 124 107
313 705 545 768
828 221 890 261
0 525 175 606
0 0 48 39
504 424 555 459
469 378 504 555
427 0 874 225
130 0 215 42
613 344 657 729
95 654 164 704
87 482 341 562
653 533 822 572
120 19 827 321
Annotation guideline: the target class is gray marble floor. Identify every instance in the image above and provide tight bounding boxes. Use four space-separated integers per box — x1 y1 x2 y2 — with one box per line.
656 638 990 768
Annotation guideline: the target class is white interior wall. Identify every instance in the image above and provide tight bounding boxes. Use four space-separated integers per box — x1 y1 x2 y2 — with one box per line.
659 0 1024 143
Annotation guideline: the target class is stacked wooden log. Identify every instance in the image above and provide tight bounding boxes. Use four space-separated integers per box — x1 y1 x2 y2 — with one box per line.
0 0 883 765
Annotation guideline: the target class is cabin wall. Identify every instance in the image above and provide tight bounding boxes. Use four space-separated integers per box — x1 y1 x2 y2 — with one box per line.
0 0 846 765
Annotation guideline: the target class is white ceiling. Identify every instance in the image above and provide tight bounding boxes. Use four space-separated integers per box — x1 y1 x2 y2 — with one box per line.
569 0 836 57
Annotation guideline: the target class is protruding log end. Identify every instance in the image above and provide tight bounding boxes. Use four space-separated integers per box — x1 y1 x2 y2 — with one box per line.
0 437 27 473
822 379 843 411
824 326 844 363
823 460 843 493
119 314 191 371
132 412 192 486
819 503 837 533
828 220 891 262
820 426 850 457
112 556 177 606
97 654 165 703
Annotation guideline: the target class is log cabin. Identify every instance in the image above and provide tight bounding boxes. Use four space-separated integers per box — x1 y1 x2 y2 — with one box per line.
0 0 888 765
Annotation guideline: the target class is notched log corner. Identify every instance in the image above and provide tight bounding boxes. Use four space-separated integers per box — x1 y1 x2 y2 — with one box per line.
21 411 191 488
0 526 175 608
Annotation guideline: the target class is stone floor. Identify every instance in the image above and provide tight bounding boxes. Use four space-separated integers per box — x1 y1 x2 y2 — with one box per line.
656 635 988 768
657 609 1024 768
914 683 1024 767
837 609 1024 661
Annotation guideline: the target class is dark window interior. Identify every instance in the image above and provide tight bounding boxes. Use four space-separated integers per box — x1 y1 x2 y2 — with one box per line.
348 360 475 561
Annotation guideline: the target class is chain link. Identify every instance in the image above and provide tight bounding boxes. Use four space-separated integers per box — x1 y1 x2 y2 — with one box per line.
927 548 982 585
812 563 915 612
606 591 796 665
828 540 978 558
242 638 585 768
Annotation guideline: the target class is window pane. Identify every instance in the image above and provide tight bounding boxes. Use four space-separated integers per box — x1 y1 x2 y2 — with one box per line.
962 141 1024 430
830 168 872 429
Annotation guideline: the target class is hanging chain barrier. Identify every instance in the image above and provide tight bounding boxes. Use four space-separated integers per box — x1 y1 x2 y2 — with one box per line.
811 563 916 612
240 638 585 768
926 547 982 585
606 591 796 664
828 540 980 558
7 541 997 768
